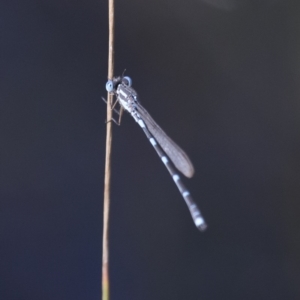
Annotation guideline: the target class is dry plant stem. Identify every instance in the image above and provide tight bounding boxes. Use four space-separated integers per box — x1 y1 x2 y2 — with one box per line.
102 0 114 299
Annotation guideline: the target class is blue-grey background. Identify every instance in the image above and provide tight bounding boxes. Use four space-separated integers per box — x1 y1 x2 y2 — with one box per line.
1 1 299 299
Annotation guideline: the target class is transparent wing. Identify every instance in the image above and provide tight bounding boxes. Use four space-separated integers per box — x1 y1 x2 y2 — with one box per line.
136 102 195 178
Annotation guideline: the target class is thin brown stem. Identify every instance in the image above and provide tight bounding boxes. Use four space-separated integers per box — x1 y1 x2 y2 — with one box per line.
102 0 114 299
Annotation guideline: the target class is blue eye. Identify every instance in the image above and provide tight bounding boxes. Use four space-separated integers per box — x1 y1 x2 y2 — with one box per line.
123 76 132 87
106 80 114 92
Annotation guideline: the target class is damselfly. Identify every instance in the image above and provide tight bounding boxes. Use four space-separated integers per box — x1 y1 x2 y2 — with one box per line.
105 76 207 231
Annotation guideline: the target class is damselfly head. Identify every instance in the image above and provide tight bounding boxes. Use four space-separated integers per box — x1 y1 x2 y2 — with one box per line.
106 76 132 93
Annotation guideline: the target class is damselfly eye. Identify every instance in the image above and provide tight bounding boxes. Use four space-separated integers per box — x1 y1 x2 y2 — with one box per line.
106 80 114 92
123 76 132 87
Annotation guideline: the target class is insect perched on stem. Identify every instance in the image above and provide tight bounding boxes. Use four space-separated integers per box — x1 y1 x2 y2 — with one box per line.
105 75 207 231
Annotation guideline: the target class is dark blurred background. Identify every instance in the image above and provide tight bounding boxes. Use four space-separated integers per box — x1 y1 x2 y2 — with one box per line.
1 0 299 299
